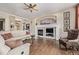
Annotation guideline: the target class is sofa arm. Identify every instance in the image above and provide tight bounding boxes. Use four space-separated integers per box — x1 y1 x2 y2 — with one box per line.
7 43 31 55
5 39 23 49
6 37 22 41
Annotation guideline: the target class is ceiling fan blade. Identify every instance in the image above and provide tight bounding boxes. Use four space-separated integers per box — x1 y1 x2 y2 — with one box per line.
24 8 33 12
24 8 30 10
29 4 32 7
33 8 38 11
24 3 30 7
32 4 37 8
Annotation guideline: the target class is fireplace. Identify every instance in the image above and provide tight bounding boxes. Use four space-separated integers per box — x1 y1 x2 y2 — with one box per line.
38 29 43 36
36 24 59 40
46 28 54 37
37 27 55 38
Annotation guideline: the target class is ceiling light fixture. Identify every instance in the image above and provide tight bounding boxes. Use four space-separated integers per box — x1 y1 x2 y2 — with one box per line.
24 3 38 12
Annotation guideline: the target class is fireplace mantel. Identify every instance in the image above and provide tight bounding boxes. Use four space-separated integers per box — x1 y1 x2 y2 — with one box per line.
37 24 57 28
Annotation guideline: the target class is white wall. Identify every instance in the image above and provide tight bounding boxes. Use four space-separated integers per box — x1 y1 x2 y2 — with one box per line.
0 11 10 31
0 7 76 38
30 7 76 38
53 7 75 37
30 19 36 35
0 10 27 31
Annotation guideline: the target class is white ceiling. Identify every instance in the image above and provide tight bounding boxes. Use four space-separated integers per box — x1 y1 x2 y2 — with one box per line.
0 3 77 19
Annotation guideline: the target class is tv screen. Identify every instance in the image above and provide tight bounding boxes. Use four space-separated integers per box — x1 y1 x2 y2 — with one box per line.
46 28 53 33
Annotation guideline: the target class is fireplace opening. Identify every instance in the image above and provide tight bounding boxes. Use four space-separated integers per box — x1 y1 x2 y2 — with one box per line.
46 28 54 37
38 29 43 36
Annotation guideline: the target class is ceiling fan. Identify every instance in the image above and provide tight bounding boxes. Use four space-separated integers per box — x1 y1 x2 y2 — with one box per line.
24 3 38 12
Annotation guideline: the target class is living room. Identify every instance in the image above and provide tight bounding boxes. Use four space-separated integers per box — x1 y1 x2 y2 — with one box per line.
0 3 79 55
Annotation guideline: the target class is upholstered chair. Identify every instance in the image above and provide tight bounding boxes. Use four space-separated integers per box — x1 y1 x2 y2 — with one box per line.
59 29 79 50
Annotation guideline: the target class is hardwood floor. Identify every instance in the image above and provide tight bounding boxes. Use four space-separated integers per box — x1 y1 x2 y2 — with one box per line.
30 38 79 55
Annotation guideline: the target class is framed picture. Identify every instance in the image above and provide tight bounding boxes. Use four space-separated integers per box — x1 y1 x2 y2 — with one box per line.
26 24 30 30
63 11 70 32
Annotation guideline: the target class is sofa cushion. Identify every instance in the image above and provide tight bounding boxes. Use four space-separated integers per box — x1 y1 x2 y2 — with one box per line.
5 39 23 49
1 33 13 40
0 45 11 55
0 35 5 45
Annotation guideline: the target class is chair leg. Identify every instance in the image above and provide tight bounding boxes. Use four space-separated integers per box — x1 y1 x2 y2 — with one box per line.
59 44 61 49
59 39 68 50
65 45 67 51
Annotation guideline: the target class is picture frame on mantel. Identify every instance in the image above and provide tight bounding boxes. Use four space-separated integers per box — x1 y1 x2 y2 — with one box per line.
63 11 70 32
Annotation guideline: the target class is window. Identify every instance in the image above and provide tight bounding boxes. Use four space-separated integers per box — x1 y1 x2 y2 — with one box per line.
26 24 30 30
0 19 5 31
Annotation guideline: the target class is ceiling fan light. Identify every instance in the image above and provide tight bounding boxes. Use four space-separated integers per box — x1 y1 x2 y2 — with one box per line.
24 3 38 13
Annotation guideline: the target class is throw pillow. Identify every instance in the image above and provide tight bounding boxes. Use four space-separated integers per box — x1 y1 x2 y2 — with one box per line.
5 39 23 49
1 33 13 40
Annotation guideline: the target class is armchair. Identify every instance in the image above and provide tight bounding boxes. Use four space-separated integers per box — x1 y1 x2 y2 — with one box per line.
59 29 79 50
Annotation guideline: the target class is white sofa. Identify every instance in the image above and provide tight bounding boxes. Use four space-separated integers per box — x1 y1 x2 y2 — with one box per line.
0 30 31 55
7 43 30 55
1 30 31 41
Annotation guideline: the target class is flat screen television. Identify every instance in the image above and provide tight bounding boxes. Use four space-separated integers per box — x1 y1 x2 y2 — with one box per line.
46 28 53 33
